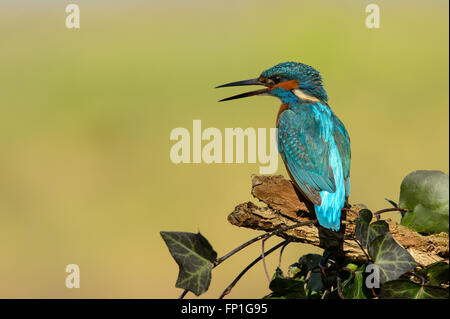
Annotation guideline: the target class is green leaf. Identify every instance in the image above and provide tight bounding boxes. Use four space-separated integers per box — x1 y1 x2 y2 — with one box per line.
160 231 217 296
399 170 449 234
298 253 322 271
307 270 324 293
341 267 368 299
296 253 324 293
289 254 322 279
355 209 373 247
367 220 389 246
417 261 449 286
263 290 307 299
345 263 359 272
380 280 449 299
368 233 417 283
355 210 389 249
288 263 302 278
269 268 304 293
265 268 307 299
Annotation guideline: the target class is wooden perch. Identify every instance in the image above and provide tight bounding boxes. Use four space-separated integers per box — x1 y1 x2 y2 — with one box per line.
228 175 449 266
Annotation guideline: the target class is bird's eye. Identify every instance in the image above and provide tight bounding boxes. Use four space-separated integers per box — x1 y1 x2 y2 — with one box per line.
261 78 274 85
271 76 282 84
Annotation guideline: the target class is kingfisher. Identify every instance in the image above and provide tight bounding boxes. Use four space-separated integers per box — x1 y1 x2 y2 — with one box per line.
217 62 351 231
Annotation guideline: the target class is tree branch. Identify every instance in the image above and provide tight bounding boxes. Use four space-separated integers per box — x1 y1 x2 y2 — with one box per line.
227 175 449 266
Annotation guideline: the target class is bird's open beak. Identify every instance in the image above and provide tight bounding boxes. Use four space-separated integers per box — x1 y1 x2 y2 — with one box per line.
216 78 269 102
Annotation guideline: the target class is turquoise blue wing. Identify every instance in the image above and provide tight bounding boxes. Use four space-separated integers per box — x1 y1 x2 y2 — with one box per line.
277 108 336 206
332 114 351 197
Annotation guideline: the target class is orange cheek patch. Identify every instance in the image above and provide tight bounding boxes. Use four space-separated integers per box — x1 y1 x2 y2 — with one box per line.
273 80 299 91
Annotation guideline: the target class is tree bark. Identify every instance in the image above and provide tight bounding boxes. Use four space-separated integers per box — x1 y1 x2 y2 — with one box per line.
228 175 449 266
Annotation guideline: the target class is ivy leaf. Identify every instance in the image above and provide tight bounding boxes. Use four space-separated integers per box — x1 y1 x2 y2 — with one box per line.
295 254 324 293
307 270 324 293
345 263 359 272
288 263 302 278
367 220 389 246
341 267 368 299
298 254 322 271
380 280 449 299
269 268 305 294
264 268 307 299
417 261 449 286
399 170 449 234
355 210 389 249
355 209 373 247
368 233 417 283
289 254 322 279
160 231 217 296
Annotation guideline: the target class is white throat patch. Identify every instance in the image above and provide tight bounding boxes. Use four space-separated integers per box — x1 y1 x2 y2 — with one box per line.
293 88 320 102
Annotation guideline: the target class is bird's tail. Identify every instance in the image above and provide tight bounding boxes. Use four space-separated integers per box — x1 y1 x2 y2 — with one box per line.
314 190 344 231
314 146 346 231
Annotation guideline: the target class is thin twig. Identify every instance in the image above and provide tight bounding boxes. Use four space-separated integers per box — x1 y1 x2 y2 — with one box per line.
373 207 407 217
179 220 317 299
416 274 426 286
215 219 316 266
304 270 312 292
177 290 188 299
337 277 345 299
261 238 271 282
352 238 370 262
278 240 290 269
407 271 426 286
218 240 288 299
305 270 312 281
371 287 379 298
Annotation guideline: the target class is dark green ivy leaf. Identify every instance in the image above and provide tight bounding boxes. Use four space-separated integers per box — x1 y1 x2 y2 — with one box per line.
355 210 390 249
298 254 323 271
367 220 390 246
417 261 449 286
307 270 324 293
368 233 417 283
160 231 217 296
399 170 449 234
264 268 307 299
296 254 324 293
288 263 302 279
288 254 322 279
355 209 373 247
380 279 449 299
341 267 368 299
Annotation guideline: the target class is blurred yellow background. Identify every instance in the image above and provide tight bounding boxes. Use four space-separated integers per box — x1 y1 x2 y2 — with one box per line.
0 0 448 298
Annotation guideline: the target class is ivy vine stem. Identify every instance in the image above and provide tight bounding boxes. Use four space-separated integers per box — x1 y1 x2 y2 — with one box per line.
215 219 316 266
218 240 289 299
373 207 407 220
178 219 316 299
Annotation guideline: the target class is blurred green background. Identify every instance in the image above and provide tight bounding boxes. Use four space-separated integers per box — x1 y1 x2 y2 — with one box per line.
0 0 448 298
